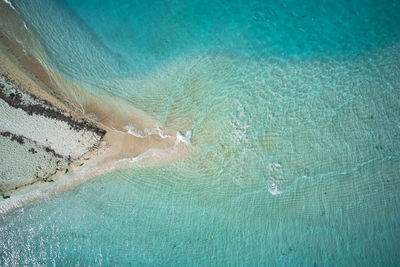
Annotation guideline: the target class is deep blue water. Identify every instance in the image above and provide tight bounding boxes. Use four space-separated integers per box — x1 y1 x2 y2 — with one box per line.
1 0 400 265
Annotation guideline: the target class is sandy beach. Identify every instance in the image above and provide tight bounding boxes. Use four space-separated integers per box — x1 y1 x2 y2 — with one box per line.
0 4 191 213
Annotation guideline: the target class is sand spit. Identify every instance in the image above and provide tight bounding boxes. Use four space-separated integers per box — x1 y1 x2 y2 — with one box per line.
0 66 192 213
0 13 192 213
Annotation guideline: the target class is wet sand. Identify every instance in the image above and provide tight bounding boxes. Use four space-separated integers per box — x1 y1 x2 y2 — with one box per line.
0 6 191 212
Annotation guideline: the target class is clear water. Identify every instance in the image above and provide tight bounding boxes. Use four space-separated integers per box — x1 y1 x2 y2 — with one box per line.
1 0 400 265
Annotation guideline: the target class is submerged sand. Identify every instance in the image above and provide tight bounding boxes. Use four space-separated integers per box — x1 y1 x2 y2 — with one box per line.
0 5 191 213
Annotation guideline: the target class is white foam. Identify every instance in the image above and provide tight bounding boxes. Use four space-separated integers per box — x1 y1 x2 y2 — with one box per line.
267 180 284 195
124 124 147 138
124 124 172 139
118 149 158 164
15 37 25 50
3 0 16 11
153 127 170 139
174 129 193 148
266 163 285 195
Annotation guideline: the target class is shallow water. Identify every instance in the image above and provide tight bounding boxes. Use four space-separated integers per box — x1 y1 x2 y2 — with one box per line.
1 0 400 265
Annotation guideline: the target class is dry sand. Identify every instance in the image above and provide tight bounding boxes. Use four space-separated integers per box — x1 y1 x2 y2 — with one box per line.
0 9 191 212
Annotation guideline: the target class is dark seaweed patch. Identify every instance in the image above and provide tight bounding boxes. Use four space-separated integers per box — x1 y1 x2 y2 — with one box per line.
1 131 24 144
0 131 10 137
0 73 106 138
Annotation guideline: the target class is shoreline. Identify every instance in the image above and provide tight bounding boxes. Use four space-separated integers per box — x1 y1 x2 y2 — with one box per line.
0 16 191 214
0 70 106 195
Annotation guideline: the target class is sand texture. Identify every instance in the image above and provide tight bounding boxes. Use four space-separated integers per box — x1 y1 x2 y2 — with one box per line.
0 13 191 210
0 73 105 193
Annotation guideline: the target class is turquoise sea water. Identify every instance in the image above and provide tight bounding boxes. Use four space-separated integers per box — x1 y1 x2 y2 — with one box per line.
1 0 400 265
